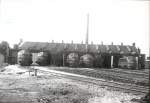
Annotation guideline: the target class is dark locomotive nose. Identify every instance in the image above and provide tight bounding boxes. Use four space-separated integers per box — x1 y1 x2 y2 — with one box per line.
35 52 51 66
79 54 94 68
18 50 33 66
67 53 79 67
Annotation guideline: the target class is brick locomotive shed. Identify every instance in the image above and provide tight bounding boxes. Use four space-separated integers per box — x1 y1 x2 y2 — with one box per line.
20 41 145 69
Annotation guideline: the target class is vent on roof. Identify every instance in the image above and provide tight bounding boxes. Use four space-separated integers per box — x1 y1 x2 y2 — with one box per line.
121 42 123 46
101 41 103 45
132 43 135 47
62 40 64 43
91 41 93 45
52 40 54 43
137 48 141 53
81 41 83 44
71 40 73 44
111 42 113 45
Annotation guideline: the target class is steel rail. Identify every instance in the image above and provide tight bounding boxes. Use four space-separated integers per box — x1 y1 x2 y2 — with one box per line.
50 68 149 85
37 69 149 95
99 69 149 78
84 69 149 80
76 68 149 79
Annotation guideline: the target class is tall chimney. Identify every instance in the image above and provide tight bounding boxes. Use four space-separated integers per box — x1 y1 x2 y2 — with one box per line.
85 13 89 45
121 42 123 46
71 40 73 44
85 13 89 53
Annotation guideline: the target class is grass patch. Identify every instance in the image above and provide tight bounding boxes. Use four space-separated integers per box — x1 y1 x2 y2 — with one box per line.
37 83 91 103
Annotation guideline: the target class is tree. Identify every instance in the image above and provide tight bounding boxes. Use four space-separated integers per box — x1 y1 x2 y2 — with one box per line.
0 41 10 62
0 41 9 55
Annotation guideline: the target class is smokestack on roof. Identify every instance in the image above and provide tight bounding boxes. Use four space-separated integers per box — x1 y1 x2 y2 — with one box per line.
81 41 83 44
62 40 64 43
137 48 141 53
132 42 135 47
71 40 73 44
101 41 103 45
111 42 113 45
52 40 54 43
121 42 123 46
91 41 93 45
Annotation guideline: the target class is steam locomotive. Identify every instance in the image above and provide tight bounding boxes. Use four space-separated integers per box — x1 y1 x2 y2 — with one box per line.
17 50 145 69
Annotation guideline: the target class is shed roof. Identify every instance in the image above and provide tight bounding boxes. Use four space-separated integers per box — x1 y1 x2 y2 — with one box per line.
20 42 139 55
99 45 108 53
109 45 119 54
119 45 130 54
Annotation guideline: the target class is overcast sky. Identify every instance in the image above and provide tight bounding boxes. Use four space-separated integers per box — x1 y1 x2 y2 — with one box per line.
0 0 149 56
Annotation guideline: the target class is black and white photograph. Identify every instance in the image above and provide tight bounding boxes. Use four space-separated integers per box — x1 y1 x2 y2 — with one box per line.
0 0 149 103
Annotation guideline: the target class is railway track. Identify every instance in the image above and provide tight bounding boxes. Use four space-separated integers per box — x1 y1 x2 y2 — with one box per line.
35 67 149 96
82 69 149 81
78 68 149 79
112 68 149 75
99 68 149 78
48 67 149 80
49 67 149 86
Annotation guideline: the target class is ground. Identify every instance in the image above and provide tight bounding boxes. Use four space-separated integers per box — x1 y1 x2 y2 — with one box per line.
0 65 142 103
